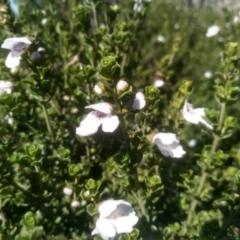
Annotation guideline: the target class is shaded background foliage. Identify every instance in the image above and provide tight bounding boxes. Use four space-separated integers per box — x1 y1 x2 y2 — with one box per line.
0 0 240 239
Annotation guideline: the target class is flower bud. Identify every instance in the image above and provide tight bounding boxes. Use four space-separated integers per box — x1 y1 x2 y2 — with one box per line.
41 18 47 25
154 79 164 88
93 82 106 95
30 51 41 62
132 92 146 110
116 80 129 94
80 189 93 201
10 67 18 74
63 187 73 196
71 201 80 208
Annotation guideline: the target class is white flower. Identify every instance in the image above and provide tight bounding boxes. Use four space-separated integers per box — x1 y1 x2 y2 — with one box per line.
204 71 212 79
0 80 12 94
206 25 220 38
1 37 32 68
157 35 166 43
92 199 138 240
182 101 213 129
133 0 143 12
63 187 73 195
154 79 164 88
152 132 186 158
132 92 146 110
76 102 119 136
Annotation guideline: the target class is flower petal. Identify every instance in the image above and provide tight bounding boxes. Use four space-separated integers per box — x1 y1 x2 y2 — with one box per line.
76 111 103 136
1 37 31 50
193 108 205 118
91 227 98 236
98 199 118 218
199 118 213 130
113 214 138 234
102 115 119 133
93 217 116 239
194 108 213 129
182 101 201 124
158 146 171 157
152 132 178 145
170 145 186 158
85 102 113 115
5 52 20 68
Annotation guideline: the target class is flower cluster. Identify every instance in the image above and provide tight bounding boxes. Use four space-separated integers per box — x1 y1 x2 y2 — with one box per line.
0 34 214 239
76 80 146 137
151 100 212 158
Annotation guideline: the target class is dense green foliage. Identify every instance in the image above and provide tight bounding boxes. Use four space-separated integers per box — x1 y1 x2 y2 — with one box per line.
0 0 240 239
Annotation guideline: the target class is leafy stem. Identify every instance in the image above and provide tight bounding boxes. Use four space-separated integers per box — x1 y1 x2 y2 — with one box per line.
186 102 226 225
113 89 140 189
41 104 54 141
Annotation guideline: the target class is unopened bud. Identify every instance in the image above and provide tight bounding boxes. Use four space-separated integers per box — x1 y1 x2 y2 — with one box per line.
63 187 73 196
93 82 106 95
154 79 164 88
10 67 18 74
132 92 146 110
30 51 41 62
71 201 80 208
116 80 129 94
